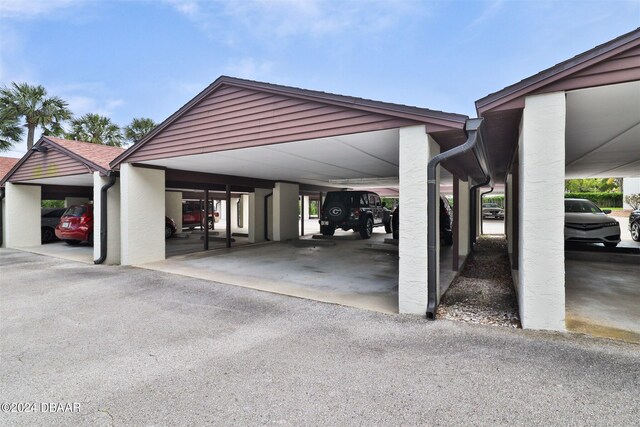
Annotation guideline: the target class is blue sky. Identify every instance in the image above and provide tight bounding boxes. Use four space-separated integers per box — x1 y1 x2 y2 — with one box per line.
1 0 638 157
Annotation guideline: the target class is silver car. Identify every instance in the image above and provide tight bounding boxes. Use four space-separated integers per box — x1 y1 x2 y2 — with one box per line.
564 199 620 248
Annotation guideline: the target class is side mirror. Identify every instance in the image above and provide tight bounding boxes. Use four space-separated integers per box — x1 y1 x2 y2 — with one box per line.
603 209 611 214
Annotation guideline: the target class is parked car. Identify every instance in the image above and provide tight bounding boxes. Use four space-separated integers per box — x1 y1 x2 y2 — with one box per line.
55 204 94 246
386 195 453 246
482 202 504 219
564 198 620 248
182 201 220 230
165 216 177 239
41 208 66 243
319 191 392 239
629 208 640 242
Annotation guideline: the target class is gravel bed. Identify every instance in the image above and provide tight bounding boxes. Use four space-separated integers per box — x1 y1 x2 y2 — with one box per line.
437 235 521 328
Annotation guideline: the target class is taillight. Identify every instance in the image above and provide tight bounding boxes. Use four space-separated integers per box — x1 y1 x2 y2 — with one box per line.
351 208 361 218
80 214 90 224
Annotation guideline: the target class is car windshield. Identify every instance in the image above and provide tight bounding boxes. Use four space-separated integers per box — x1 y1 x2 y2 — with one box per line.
63 206 87 217
565 200 602 213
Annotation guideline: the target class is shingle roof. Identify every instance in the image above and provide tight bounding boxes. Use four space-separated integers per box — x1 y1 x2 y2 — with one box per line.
0 157 19 181
44 137 125 171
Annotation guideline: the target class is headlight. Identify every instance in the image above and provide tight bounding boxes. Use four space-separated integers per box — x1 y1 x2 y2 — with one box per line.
604 221 619 227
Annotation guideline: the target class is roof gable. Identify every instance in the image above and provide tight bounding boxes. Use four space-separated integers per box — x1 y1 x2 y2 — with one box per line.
112 76 468 167
0 157 19 182
477 28 640 113
1 137 125 185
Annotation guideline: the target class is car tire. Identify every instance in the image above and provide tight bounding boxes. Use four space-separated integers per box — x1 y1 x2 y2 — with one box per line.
631 222 640 242
207 218 214 230
384 220 392 234
165 225 173 239
321 225 335 236
41 227 55 244
64 239 81 246
359 217 374 239
325 201 348 223
604 242 618 248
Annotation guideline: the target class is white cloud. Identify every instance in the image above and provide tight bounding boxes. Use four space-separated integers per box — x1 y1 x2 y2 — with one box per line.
224 58 275 80
162 0 425 41
0 0 83 18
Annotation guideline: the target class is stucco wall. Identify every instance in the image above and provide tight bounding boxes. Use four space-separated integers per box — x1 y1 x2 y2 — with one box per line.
623 177 640 209
120 164 165 265
165 191 183 232
93 172 121 264
5 183 41 248
273 182 299 241
518 92 566 331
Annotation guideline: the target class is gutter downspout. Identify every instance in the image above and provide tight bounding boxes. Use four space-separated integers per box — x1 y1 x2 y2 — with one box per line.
426 118 486 320
264 192 273 241
479 187 494 236
94 173 117 264
470 178 491 246
0 188 4 247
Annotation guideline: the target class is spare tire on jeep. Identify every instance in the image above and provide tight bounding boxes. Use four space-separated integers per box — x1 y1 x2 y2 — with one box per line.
325 200 348 223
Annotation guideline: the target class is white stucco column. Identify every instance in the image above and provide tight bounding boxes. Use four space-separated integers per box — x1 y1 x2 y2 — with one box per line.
623 177 640 209
506 173 513 255
5 183 41 248
1 196 5 248
518 92 566 331
230 197 241 232
399 125 440 314
165 191 183 232
249 188 270 243
240 194 249 232
65 197 90 207
457 179 470 257
120 164 165 265
93 172 121 264
302 195 310 220
273 182 299 241
476 188 482 237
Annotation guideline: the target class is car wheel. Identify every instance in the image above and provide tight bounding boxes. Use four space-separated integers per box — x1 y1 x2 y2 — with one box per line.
321 225 335 236
325 201 348 223
207 218 214 230
41 227 55 244
165 225 173 239
604 242 618 248
384 220 392 234
64 239 81 246
359 217 373 239
631 222 640 242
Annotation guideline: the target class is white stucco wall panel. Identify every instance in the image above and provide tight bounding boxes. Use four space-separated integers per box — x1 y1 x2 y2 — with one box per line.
165 191 183 232
5 183 41 248
93 172 121 264
120 164 165 265
518 92 566 331
249 188 271 243
273 182 299 241
399 125 440 314
458 179 470 257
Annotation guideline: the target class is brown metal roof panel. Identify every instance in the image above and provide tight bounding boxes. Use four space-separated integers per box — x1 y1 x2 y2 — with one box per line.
125 118 416 164
477 27 640 113
10 149 90 182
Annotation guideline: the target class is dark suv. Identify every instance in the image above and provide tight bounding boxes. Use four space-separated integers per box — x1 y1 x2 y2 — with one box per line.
391 195 453 246
319 191 392 239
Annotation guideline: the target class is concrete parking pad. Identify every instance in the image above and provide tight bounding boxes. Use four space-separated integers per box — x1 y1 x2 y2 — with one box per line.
1 249 638 426
13 241 93 264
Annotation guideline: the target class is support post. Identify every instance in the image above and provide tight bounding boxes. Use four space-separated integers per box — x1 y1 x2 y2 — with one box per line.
273 182 299 241
5 183 41 248
226 185 231 248
452 176 459 272
93 172 121 264
518 92 566 331
204 189 209 250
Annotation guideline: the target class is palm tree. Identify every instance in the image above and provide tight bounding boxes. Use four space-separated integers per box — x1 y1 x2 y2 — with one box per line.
66 113 124 147
0 111 23 151
124 117 157 145
0 82 72 150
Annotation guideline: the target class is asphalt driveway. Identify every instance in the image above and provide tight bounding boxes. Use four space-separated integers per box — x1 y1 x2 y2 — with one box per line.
0 249 638 426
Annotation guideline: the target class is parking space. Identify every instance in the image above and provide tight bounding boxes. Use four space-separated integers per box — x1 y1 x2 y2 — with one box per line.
16 240 93 264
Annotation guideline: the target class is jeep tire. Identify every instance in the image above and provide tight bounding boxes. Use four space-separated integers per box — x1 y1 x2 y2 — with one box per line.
359 216 374 239
321 224 335 236
325 201 348 223
384 220 392 234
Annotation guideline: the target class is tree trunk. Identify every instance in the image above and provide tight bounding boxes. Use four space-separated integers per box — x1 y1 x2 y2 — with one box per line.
26 125 35 150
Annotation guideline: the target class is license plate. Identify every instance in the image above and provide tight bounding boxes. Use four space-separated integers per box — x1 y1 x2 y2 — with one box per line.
63 222 70 228
320 221 329 225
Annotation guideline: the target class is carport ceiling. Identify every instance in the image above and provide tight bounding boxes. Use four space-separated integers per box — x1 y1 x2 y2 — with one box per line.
566 81 640 178
141 129 400 188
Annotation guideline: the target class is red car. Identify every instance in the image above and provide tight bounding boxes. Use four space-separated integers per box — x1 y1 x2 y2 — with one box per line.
55 204 94 246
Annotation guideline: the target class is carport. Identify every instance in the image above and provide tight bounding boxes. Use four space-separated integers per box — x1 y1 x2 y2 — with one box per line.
110 76 491 315
476 28 640 337
0 136 124 264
